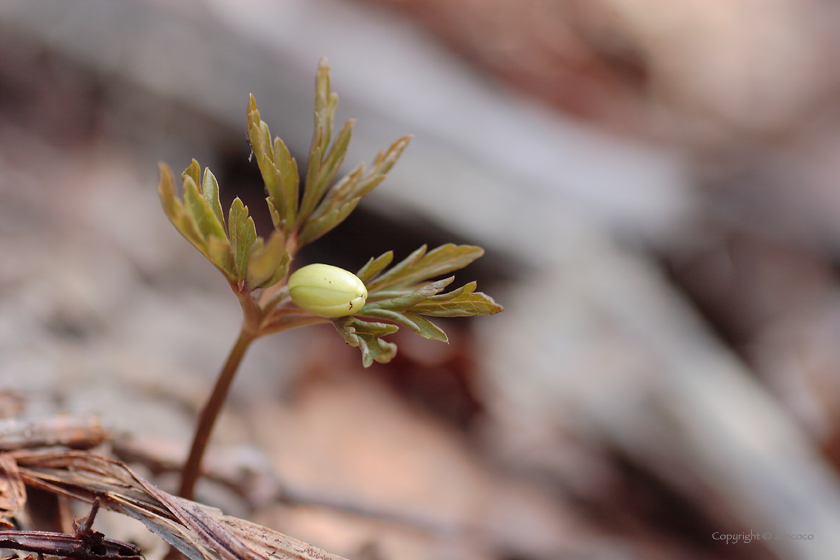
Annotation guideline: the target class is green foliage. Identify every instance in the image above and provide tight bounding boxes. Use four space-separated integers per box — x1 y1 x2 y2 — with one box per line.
246 59 412 248
247 95 298 231
158 160 288 292
162 57 505 503
298 136 411 247
332 317 399 367
246 231 290 289
158 58 501 368
340 244 503 358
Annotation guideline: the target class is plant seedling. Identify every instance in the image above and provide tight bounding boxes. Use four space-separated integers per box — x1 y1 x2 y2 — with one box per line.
157 59 503 501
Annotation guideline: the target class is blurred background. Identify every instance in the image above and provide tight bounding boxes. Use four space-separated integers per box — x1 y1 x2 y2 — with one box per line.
2 0 840 559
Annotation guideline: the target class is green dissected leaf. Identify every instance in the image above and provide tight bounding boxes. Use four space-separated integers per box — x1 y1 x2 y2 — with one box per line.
247 95 299 231
332 317 398 367
313 118 353 198
366 244 484 293
357 309 447 342
157 164 207 255
297 60 358 235
364 245 423 292
159 162 264 289
273 136 299 227
266 248 291 287
252 131 287 225
373 134 412 176
246 230 289 289
355 246 502 338
182 159 201 187
247 98 279 196
158 164 182 223
349 276 455 343
363 289 418 304
298 140 322 224
354 135 411 197
321 135 409 215
321 92 337 155
322 137 409 220
314 60 332 153
299 164 363 241
337 164 370 199
408 281 504 316
356 277 459 342
351 174 386 202
363 277 454 308
290 61 410 248
265 198 281 230
296 196 359 247
227 198 257 283
207 235 235 278
182 175 227 242
356 251 394 283
202 168 225 227
297 61 333 225
300 135 411 247
172 213 206 256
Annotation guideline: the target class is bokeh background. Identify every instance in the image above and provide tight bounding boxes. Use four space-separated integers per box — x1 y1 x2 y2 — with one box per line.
3 1 840 559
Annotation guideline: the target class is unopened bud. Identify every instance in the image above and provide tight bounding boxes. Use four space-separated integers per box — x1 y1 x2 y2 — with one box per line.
288 263 367 318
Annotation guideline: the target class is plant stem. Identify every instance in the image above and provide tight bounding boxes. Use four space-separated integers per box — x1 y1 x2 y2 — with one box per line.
178 328 255 500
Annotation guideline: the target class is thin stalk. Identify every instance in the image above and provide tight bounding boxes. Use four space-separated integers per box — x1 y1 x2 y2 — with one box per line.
178 329 255 500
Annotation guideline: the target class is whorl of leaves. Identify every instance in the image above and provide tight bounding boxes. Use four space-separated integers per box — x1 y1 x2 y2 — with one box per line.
157 58 502 367
335 244 503 367
159 59 410 298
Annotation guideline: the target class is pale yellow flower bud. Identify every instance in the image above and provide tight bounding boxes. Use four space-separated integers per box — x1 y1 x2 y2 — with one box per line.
288 263 367 318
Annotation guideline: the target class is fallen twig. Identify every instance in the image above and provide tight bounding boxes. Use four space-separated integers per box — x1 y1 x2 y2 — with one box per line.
11 448 348 560
0 500 143 560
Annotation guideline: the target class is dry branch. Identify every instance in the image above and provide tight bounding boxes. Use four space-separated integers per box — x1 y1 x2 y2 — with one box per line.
0 417 348 560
